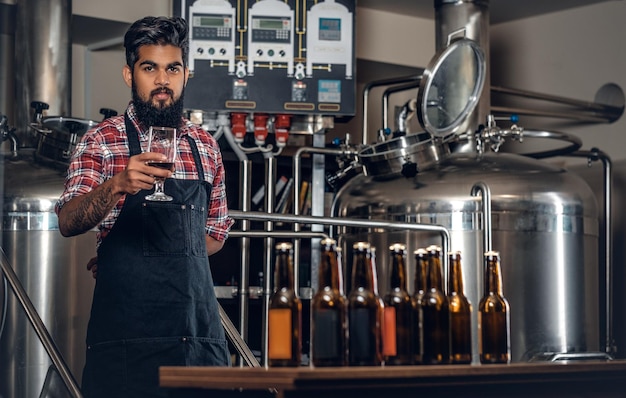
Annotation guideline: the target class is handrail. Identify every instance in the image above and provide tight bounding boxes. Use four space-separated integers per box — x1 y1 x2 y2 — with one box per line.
0 248 83 398
566 148 614 355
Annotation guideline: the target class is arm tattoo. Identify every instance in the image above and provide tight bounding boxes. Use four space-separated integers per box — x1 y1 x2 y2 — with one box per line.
66 184 118 236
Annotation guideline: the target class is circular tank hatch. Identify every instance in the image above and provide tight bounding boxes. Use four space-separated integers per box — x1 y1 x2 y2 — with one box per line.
417 38 486 138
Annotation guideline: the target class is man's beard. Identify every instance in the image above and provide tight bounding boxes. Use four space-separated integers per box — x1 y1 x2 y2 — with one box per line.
132 83 185 129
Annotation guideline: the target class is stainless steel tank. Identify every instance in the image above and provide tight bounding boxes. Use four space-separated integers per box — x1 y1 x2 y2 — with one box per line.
0 150 95 397
333 33 601 363
0 0 16 122
333 150 600 363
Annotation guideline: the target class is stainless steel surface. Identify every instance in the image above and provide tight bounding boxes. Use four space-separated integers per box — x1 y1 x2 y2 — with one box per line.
14 0 72 147
417 37 486 139
333 151 600 363
362 75 421 145
261 156 276 368
568 149 614 356
357 132 449 177
237 159 252 366
0 248 83 398
470 181 492 254
383 76 422 129
359 0 614 25
435 0 490 153
0 155 95 397
0 2 15 124
218 303 260 368
32 116 99 169
492 85 624 123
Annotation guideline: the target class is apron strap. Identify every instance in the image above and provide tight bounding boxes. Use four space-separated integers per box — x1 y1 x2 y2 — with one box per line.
125 112 142 156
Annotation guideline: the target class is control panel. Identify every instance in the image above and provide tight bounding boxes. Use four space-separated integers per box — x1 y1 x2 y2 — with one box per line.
188 0 236 75
176 0 356 117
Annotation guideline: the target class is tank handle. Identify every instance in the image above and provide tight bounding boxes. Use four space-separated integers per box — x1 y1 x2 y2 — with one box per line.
471 181 492 255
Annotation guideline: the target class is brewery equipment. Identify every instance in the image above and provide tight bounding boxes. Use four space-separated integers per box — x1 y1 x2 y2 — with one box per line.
332 33 603 363
0 112 96 396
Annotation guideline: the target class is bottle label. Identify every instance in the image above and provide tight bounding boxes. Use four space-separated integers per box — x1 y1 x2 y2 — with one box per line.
313 309 341 360
268 309 292 359
349 308 374 361
382 306 397 356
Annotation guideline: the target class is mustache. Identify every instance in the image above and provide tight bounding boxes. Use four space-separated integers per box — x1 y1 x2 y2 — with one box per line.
151 87 174 97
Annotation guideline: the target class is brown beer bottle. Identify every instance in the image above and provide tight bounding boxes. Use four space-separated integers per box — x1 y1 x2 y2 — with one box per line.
382 243 413 365
311 238 347 367
448 251 472 364
348 242 382 366
412 248 429 364
268 242 302 367
479 251 511 364
421 245 450 364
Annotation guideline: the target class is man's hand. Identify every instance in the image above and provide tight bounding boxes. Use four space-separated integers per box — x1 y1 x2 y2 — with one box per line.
58 152 173 237
86 256 98 279
119 152 173 195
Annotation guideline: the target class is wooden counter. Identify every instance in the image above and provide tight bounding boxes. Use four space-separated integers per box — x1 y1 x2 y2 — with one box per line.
160 360 626 398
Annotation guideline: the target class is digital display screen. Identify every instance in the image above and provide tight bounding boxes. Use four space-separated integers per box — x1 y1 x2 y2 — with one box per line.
201 17 224 27
259 19 285 30
192 15 232 28
319 18 341 41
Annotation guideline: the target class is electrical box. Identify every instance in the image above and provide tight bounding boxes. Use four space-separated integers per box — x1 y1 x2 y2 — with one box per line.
177 0 356 117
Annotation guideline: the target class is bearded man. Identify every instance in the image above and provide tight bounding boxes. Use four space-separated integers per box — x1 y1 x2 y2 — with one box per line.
55 16 233 398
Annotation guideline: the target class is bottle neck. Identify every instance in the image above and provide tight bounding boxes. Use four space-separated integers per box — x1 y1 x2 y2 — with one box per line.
275 251 295 290
448 255 464 294
352 250 374 291
319 249 344 293
484 257 503 296
389 252 407 290
414 254 428 294
427 251 444 292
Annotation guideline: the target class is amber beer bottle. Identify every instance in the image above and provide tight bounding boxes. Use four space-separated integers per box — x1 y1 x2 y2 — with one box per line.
382 243 413 365
479 251 511 364
448 251 472 364
311 238 347 367
268 242 302 367
421 245 450 364
348 242 382 366
412 248 429 364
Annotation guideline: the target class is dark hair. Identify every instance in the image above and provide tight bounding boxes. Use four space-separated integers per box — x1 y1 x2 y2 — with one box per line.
124 16 189 69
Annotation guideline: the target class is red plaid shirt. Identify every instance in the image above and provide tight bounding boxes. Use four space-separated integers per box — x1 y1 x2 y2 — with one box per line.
56 103 234 247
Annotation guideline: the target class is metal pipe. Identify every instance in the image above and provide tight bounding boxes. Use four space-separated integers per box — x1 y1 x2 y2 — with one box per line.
382 79 421 131
229 210 451 273
0 248 82 398
292 145 358 290
237 160 252 367
261 156 276 367
229 231 330 240
471 181 493 254
492 86 624 123
568 148 613 356
218 303 259 368
361 75 421 145
491 105 618 124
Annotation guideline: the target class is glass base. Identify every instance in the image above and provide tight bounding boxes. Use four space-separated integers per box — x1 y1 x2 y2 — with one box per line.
145 192 173 202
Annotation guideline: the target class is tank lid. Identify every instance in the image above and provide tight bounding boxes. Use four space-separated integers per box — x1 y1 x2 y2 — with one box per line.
417 37 486 138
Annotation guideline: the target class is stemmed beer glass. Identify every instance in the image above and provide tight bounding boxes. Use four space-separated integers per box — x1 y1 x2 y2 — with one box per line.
144 126 176 201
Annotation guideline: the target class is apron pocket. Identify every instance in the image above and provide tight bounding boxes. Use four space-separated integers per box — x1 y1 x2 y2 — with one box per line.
142 202 189 256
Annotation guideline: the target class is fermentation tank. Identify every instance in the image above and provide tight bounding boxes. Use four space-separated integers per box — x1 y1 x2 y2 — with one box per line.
0 149 96 397
332 35 602 363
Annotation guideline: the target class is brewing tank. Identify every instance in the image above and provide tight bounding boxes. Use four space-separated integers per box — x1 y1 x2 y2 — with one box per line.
333 150 600 363
0 151 95 397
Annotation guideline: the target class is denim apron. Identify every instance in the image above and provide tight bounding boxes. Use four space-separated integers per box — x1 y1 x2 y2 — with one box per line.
81 114 230 398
